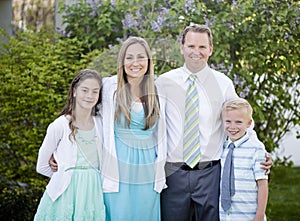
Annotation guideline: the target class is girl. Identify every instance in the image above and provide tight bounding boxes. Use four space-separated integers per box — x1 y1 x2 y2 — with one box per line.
34 69 105 221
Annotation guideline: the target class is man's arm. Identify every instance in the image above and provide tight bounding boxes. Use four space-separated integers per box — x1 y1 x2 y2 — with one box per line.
49 154 58 172
261 152 272 175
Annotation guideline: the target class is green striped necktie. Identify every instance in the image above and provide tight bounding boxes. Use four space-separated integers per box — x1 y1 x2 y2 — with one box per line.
183 74 201 168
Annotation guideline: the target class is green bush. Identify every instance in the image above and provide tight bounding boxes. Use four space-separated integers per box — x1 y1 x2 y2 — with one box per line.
0 28 98 220
59 0 126 52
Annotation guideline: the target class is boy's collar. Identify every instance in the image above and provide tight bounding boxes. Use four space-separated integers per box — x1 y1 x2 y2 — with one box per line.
227 132 250 148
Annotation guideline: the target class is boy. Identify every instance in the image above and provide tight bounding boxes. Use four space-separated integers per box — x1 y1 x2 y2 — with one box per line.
220 98 268 221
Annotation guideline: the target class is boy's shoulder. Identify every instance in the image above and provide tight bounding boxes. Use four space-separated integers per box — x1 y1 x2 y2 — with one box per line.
244 136 266 150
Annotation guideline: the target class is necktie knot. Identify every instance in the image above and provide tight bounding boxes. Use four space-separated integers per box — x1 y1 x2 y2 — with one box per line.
189 74 197 82
228 142 235 150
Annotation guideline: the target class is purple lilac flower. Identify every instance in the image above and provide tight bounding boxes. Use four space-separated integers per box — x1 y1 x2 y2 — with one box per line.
90 0 102 16
210 62 227 74
231 0 238 9
91 0 102 8
233 73 246 86
184 0 195 14
135 10 143 21
203 14 215 27
151 21 161 32
151 7 172 32
160 6 169 15
122 13 139 29
110 0 116 7
239 85 251 98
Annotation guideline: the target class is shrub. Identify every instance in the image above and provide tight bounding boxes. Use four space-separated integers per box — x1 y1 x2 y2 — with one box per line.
0 28 97 220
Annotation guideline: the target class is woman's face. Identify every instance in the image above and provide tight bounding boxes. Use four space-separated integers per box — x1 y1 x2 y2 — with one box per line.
123 43 148 83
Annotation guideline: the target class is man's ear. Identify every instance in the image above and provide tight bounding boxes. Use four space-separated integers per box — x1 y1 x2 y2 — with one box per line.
209 45 213 56
180 44 184 55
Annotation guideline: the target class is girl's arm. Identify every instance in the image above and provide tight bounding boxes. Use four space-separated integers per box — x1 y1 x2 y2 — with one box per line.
36 120 63 177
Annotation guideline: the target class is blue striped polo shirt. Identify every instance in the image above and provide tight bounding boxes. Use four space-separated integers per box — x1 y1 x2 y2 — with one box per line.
219 132 268 221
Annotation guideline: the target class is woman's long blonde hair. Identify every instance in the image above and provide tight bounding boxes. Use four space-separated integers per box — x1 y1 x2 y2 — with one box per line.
115 36 159 129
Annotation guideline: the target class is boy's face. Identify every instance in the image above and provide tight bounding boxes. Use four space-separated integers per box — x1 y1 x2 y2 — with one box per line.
223 108 252 142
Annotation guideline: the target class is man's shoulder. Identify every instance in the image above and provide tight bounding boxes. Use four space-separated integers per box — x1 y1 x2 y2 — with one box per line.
155 67 183 86
209 67 233 83
157 67 182 79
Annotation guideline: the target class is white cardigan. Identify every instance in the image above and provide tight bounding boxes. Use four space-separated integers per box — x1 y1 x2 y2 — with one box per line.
36 115 102 201
101 75 167 193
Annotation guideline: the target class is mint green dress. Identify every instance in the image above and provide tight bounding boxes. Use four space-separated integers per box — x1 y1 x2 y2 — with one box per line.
34 127 105 221
104 104 160 221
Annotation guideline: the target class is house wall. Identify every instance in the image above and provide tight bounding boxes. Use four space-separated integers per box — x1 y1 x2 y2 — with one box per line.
277 126 300 166
0 0 13 36
12 0 55 31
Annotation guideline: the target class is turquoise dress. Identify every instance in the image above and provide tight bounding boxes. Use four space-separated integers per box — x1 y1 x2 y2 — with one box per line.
34 127 106 221
104 103 160 221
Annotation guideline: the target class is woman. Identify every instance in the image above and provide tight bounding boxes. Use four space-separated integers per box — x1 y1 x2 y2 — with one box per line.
101 37 166 221
34 69 105 220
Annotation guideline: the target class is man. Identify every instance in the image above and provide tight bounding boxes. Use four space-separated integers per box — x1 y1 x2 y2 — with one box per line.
155 24 271 221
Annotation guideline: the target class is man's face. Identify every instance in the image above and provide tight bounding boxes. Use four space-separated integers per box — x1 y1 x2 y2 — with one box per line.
180 31 213 73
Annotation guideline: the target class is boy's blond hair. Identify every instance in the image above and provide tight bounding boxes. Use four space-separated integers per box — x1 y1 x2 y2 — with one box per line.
222 98 253 120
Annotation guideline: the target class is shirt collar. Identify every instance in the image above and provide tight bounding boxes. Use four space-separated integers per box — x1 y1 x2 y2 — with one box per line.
182 64 193 83
226 132 250 149
182 63 210 84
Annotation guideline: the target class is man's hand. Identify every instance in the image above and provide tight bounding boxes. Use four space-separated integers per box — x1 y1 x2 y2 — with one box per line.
260 152 272 175
49 154 58 172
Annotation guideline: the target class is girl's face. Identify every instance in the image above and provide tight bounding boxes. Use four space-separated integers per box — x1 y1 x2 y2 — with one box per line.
123 43 148 83
74 78 100 110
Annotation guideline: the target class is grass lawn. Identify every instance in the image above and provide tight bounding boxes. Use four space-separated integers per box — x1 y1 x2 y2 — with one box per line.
267 166 300 221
